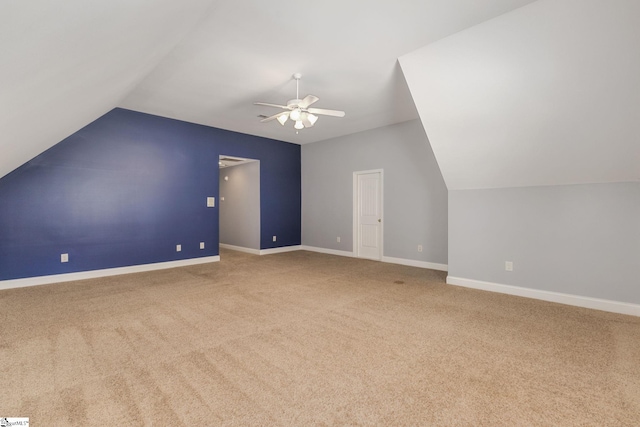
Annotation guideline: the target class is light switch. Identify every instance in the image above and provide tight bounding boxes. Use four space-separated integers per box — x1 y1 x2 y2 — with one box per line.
207 197 215 207
200 242 205 249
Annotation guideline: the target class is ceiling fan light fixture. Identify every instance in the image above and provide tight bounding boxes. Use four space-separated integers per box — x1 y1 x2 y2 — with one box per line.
276 114 289 126
255 74 345 133
290 108 302 121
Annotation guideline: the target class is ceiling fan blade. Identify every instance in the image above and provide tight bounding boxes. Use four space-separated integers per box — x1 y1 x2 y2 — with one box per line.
260 111 289 123
307 107 345 118
298 95 319 109
254 102 289 109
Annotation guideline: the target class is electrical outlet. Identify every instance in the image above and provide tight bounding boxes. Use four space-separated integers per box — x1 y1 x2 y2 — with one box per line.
176 244 182 252
61 253 69 263
207 197 215 207
200 242 205 249
337 236 341 243
417 245 423 252
505 261 513 271
272 235 277 242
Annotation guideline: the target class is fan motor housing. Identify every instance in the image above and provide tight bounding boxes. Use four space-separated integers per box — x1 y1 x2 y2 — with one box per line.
286 99 302 109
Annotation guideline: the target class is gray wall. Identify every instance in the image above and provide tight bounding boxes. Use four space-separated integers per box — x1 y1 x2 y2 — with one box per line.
219 161 260 250
302 119 448 264
449 182 640 304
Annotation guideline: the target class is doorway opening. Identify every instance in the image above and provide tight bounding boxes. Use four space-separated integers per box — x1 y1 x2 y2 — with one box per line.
219 155 260 256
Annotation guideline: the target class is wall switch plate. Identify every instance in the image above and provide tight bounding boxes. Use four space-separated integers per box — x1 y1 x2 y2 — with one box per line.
61 253 69 263
176 244 182 252
200 242 205 249
207 197 215 207
505 261 513 271
221 197 224 201
418 245 423 252
337 236 341 243
272 235 277 242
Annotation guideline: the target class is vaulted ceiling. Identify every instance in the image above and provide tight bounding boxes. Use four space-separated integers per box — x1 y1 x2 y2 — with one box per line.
0 0 536 179
2 0 637 191
401 0 640 189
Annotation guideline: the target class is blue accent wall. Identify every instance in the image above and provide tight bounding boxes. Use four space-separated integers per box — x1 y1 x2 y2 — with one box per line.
0 108 301 280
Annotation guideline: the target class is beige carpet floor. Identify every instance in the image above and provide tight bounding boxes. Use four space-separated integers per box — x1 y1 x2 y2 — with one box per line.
1 249 639 426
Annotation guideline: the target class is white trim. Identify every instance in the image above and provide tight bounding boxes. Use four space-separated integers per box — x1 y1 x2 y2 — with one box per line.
0 256 220 291
382 256 448 272
220 243 302 256
259 245 302 255
301 246 447 271
301 245 356 258
219 243 261 255
447 276 640 317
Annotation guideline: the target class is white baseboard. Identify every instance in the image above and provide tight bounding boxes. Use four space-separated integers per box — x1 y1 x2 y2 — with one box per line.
300 245 356 257
382 256 448 272
0 256 220 291
220 243 302 256
259 245 302 255
301 246 448 271
447 276 640 317
219 243 261 255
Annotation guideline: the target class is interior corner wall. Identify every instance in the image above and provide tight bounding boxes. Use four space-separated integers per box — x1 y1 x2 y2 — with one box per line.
219 162 260 250
0 108 300 281
448 182 640 305
301 119 448 264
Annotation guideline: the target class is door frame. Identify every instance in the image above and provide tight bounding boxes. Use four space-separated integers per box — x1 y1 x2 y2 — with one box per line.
352 169 384 260
218 155 261 256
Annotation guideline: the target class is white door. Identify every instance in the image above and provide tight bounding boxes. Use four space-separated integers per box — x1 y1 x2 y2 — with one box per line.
354 170 382 260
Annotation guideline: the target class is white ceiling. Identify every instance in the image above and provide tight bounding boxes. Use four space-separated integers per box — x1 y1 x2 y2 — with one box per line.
0 0 537 179
401 0 640 190
0 0 214 180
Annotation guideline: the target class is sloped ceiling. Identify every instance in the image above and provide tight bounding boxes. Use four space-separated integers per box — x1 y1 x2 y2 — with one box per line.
0 0 214 179
119 0 536 146
0 0 537 179
400 0 640 190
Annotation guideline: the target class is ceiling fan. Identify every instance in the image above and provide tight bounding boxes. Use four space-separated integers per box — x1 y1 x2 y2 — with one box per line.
255 73 345 132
